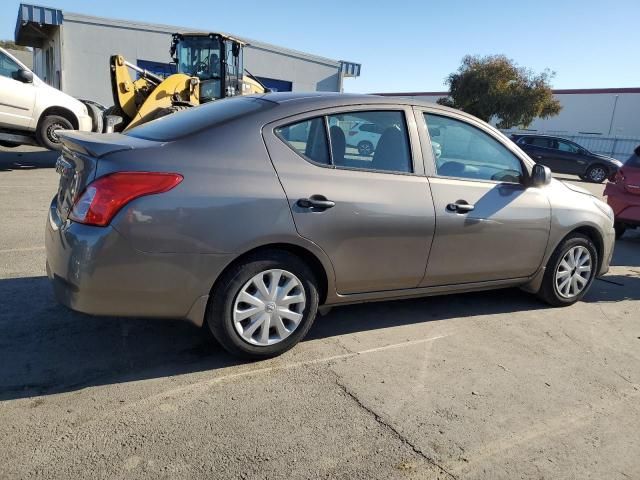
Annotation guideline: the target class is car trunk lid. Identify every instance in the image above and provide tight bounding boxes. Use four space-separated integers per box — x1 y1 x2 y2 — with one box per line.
54 131 164 221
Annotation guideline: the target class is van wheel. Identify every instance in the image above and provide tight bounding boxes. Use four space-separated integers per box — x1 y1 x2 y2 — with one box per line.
206 250 319 359
36 115 73 151
537 233 598 307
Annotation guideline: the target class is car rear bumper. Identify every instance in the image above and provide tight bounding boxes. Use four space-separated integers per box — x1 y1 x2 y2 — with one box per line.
45 197 232 326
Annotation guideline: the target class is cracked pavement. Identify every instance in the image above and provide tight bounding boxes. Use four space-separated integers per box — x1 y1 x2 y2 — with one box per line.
1 150 639 479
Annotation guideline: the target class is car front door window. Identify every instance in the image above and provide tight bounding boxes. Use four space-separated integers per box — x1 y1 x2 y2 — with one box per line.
0 52 21 79
425 113 523 183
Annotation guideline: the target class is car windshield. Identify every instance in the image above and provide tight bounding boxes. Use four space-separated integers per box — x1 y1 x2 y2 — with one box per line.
175 36 222 81
126 97 275 141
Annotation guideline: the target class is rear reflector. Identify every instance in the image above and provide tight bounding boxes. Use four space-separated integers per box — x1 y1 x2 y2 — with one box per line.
69 172 183 226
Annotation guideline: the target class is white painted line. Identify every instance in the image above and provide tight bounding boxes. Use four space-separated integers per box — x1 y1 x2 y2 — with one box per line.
205 334 450 385
0 246 45 253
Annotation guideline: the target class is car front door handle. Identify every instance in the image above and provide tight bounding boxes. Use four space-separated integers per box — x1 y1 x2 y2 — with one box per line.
297 195 336 210
446 201 475 213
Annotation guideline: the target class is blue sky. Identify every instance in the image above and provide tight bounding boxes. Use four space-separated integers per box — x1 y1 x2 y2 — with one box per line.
3 0 638 93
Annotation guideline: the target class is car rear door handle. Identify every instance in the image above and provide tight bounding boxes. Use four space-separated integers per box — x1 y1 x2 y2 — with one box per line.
297 195 335 210
446 201 475 213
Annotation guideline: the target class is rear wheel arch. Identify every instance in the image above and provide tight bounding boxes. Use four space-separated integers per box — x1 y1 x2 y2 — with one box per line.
210 243 330 306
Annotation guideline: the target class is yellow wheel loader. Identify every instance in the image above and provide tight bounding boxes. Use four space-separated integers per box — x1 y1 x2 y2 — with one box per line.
108 32 267 131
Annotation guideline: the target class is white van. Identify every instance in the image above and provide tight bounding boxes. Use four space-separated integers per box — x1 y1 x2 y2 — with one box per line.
0 47 96 150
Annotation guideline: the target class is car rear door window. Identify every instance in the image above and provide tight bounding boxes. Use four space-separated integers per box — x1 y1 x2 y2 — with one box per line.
277 110 413 174
425 113 523 183
327 111 412 173
530 137 552 148
275 118 330 165
557 140 579 153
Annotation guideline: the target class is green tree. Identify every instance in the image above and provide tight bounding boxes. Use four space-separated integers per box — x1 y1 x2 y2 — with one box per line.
437 55 561 128
0 40 30 51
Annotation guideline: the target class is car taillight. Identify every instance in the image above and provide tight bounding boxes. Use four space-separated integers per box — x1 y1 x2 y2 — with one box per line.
69 172 183 226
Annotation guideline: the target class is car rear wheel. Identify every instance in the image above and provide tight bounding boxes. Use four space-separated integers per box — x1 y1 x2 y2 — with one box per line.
36 115 73 151
536 233 598 307
206 250 319 359
585 164 607 183
614 222 626 240
357 140 374 156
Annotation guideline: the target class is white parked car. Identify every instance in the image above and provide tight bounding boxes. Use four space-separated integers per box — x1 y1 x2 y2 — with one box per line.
347 121 442 158
0 47 97 150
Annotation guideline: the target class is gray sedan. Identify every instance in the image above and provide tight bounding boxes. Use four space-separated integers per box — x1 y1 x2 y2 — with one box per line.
46 93 615 359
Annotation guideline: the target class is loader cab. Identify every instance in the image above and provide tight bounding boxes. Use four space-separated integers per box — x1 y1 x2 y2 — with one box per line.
171 32 244 103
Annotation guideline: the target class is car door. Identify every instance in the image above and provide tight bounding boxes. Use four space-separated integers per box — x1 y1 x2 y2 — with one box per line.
0 51 36 129
416 109 550 286
263 106 435 294
521 137 560 172
555 139 588 175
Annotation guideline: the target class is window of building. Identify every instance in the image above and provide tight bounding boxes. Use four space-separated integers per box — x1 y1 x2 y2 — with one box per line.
425 113 523 183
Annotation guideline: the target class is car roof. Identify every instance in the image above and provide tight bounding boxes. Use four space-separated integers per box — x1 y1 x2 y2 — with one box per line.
247 91 464 115
512 133 568 140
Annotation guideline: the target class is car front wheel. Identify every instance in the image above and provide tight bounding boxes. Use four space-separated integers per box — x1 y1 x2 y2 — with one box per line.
537 233 598 307
206 250 320 359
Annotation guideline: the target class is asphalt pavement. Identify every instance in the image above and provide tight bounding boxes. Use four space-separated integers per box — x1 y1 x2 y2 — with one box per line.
0 147 638 480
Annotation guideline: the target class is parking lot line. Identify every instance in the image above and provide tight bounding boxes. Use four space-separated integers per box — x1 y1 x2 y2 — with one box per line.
205 335 450 386
0 246 45 254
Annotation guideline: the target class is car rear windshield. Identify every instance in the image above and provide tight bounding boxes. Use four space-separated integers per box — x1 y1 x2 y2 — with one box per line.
126 97 274 141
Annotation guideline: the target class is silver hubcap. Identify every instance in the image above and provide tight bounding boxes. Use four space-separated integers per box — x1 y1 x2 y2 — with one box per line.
590 167 606 182
555 246 592 298
233 269 306 346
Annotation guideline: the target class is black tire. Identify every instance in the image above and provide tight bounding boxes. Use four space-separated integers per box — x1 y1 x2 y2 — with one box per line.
536 233 598 307
36 115 73 151
357 140 374 156
0 141 19 148
206 250 320 359
585 164 607 183
614 222 626 240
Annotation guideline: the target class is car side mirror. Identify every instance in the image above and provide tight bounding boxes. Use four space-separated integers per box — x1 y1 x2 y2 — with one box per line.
13 69 34 83
532 164 552 187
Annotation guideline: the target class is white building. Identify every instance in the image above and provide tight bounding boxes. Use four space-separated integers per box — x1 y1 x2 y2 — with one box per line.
377 88 640 160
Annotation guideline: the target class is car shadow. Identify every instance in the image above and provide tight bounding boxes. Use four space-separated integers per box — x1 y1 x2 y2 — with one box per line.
0 148 58 171
2 263 638 401
612 230 640 268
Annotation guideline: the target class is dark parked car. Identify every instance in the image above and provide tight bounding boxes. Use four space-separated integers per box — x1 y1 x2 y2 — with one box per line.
604 145 640 238
511 134 622 183
46 93 615 359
